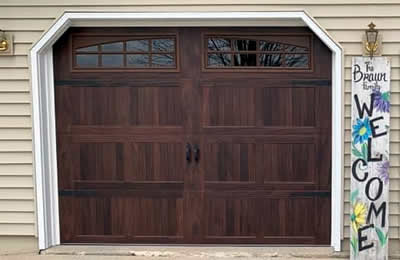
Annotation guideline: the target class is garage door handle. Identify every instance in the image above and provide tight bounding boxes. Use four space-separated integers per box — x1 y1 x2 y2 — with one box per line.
186 143 192 163
194 144 200 162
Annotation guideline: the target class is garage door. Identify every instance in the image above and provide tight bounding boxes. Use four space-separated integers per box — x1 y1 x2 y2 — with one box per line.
55 27 332 244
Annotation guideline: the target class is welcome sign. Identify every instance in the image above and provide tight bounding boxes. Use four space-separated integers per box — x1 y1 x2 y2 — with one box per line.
351 57 390 260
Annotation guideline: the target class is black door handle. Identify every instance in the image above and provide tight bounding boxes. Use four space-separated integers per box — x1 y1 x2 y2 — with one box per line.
194 144 200 162
186 143 192 163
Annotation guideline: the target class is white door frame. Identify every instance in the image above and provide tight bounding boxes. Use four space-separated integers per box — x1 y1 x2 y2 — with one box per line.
30 11 344 251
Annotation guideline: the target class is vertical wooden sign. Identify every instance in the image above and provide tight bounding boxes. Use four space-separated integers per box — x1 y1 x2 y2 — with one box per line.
351 57 390 260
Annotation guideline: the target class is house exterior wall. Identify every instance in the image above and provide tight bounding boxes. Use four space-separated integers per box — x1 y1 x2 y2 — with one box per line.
0 0 399 255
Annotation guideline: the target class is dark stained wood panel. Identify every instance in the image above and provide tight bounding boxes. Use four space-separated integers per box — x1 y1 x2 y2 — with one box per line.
263 198 315 237
60 197 184 243
203 87 256 127
263 143 316 183
263 87 316 126
56 86 183 127
197 27 331 245
60 142 184 182
55 27 332 245
205 198 257 237
55 27 188 244
205 143 256 182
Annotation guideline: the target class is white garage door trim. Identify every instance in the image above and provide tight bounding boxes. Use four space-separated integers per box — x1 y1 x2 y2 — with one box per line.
30 11 344 251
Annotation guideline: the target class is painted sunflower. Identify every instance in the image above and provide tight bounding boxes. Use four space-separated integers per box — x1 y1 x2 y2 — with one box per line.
352 118 372 144
351 202 367 232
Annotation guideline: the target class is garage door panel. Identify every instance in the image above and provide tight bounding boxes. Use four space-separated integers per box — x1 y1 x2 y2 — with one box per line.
204 197 257 238
56 86 183 128
57 139 80 189
60 142 184 182
59 197 75 242
263 198 316 238
262 143 316 183
61 196 184 241
78 143 120 181
262 87 316 127
198 26 331 245
263 196 330 244
82 197 111 236
202 87 256 127
158 87 184 126
203 138 318 184
55 86 81 130
55 27 331 245
121 142 183 182
130 197 184 237
315 196 331 243
106 197 184 238
65 126 184 136
315 87 332 129
318 134 332 187
60 197 112 237
204 142 256 182
66 135 184 143
204 135 316 144
201 86 319 128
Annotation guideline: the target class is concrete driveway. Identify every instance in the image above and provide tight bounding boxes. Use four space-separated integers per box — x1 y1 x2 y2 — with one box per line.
0 246 350 259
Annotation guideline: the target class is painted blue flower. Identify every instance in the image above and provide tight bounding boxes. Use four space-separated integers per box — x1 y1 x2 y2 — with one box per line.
352 118 372 144
373 89 390 113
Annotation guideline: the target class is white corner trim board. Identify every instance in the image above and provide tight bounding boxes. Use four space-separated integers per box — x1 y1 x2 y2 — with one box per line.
30 11 343 251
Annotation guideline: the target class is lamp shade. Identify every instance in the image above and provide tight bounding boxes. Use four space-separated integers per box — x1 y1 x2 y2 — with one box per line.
366 22 378 46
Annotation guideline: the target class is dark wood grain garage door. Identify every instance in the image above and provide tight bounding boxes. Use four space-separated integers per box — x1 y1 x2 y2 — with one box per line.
54 27 331 244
